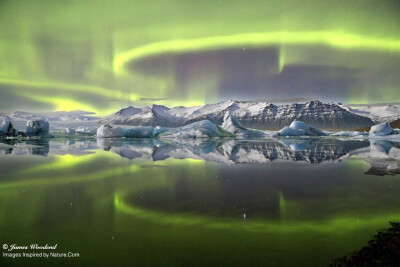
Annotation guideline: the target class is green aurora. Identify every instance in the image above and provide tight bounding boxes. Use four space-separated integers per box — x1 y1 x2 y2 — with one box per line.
0 0 400 115
1 147 400 265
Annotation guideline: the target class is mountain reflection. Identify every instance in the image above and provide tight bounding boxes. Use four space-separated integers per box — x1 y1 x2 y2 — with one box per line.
97 138 400 175
1 138 400 176
97 138 371 164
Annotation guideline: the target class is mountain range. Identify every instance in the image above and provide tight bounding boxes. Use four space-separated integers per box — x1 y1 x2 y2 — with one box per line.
1 110 98 122
100 100 376 130
337 104 400 123
4 100 400 131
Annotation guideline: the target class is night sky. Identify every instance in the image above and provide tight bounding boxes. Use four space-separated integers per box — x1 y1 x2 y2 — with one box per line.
1 0 399 115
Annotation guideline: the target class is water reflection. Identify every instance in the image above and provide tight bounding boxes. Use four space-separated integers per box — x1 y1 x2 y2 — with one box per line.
1 138 400 266
0 139 49 156
346 140 400 176
1 138 400 176
97 138 372 164
96 138 400 176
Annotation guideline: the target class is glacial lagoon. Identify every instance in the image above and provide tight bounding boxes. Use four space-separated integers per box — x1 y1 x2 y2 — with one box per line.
1 137 400 266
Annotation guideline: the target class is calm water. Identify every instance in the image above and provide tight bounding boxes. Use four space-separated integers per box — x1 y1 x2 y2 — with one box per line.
1 138 400 266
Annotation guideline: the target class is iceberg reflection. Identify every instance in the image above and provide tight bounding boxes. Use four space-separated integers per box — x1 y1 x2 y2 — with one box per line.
96 138 372 164
1 138 399 176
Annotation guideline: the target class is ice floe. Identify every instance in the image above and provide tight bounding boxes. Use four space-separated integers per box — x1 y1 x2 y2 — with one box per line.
274 121 327 137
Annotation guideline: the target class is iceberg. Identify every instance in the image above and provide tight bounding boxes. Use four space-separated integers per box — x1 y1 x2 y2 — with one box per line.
273 120 327 137
159 120 234 139
25 120 49 137
124 126 168 138
369 122 394 137
123 126 154 138
0 116 17 136
152 126 168 136
96 125 168 138
330 123 399 139
0 117 11 134
221 112 266 139
96 125 124 138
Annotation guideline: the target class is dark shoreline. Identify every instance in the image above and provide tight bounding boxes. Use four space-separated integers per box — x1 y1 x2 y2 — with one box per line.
331 222 400 266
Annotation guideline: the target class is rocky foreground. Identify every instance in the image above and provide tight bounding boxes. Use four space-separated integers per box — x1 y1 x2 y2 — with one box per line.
332 222 400 266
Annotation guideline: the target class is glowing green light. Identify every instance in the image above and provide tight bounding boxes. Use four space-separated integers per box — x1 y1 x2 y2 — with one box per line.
0 155 204 190
113 192 400 234
25 153 98 172
1 0 400 110
0 78 139 115
114 31 400 74
0 77 128 100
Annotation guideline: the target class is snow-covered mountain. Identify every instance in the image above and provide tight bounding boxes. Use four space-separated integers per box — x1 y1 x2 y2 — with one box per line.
125 105 182 127
182 100 374 130
100 104 182 127
100 106 141 124
338 104 400 123
103 100 374 130
2 110 99 122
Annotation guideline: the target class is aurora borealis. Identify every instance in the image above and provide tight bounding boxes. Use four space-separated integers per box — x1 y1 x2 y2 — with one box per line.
1 0 400 115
